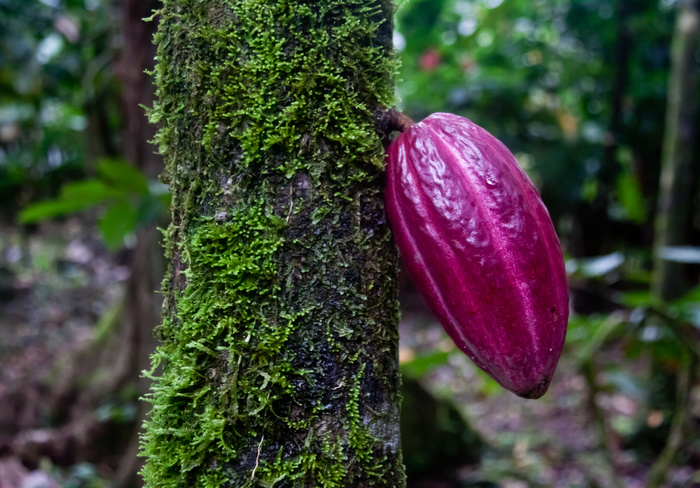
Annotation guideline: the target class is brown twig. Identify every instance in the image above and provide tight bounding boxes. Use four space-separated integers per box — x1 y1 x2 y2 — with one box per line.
373 107 415 143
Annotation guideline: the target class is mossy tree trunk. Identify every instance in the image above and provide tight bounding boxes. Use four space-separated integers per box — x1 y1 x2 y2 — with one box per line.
140 1 405 487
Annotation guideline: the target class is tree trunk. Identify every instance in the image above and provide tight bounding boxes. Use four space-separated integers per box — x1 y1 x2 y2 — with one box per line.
5 2 165 482
140 1 404 487
645 4 700 487
113 2 164 485
109 0 163 414
652 0 700 301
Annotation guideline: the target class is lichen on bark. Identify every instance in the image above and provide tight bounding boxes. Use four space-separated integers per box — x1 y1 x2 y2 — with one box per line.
140 0 404 486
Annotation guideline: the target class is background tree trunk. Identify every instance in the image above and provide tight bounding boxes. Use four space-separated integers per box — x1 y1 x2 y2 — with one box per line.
40 1 164 484
646 3 700 487
140 1 405 486
4 2 164 483
652 0 700 301
113 1 163 485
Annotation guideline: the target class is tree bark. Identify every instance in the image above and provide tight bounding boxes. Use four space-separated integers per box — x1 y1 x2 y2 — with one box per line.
652 0 700 301
140 1 404 487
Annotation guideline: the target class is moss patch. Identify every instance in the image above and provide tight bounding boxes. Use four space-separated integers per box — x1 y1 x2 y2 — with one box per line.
142 206 290 485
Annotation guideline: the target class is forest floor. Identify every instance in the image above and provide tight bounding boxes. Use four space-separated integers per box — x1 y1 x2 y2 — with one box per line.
400 289 699 488
0 220 698 488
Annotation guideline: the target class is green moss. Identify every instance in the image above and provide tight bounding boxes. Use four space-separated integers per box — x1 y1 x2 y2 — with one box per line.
152 0 394 178
142 205 291 486
141 0 403 486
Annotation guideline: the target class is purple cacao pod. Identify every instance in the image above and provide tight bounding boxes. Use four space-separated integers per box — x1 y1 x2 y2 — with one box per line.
386 113 568 399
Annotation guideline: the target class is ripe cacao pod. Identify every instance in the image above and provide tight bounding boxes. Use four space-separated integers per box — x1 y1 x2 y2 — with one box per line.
385 113 568 399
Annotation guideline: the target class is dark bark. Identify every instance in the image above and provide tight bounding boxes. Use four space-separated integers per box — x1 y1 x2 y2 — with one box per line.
140 1 404 486
122 0 161 180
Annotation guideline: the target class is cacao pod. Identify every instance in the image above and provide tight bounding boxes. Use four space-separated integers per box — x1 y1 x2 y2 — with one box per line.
385 113 568 399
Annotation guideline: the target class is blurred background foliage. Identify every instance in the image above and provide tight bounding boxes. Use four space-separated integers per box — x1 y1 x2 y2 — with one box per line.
0 0 121 214
0 0 167 247
0 0 699 487
396 0 673 242
393 1 700 486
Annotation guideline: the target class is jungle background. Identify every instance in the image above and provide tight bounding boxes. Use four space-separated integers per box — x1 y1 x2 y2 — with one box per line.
1 0 699 487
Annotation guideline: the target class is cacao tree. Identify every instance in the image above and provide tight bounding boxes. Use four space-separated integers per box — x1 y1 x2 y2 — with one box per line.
139 0 405 486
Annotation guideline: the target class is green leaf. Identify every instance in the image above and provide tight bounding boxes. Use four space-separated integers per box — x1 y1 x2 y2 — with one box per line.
98 199 139 249
19 199 92 223
310 206 330 225
619 291 657 308
616 171 646 224
97 158 150 194
19 179 122 223
61 179 124 203
673 285 700 305
400 350 450 379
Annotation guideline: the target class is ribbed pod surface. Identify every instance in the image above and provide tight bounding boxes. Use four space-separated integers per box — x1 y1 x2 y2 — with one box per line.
386 113 568 399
